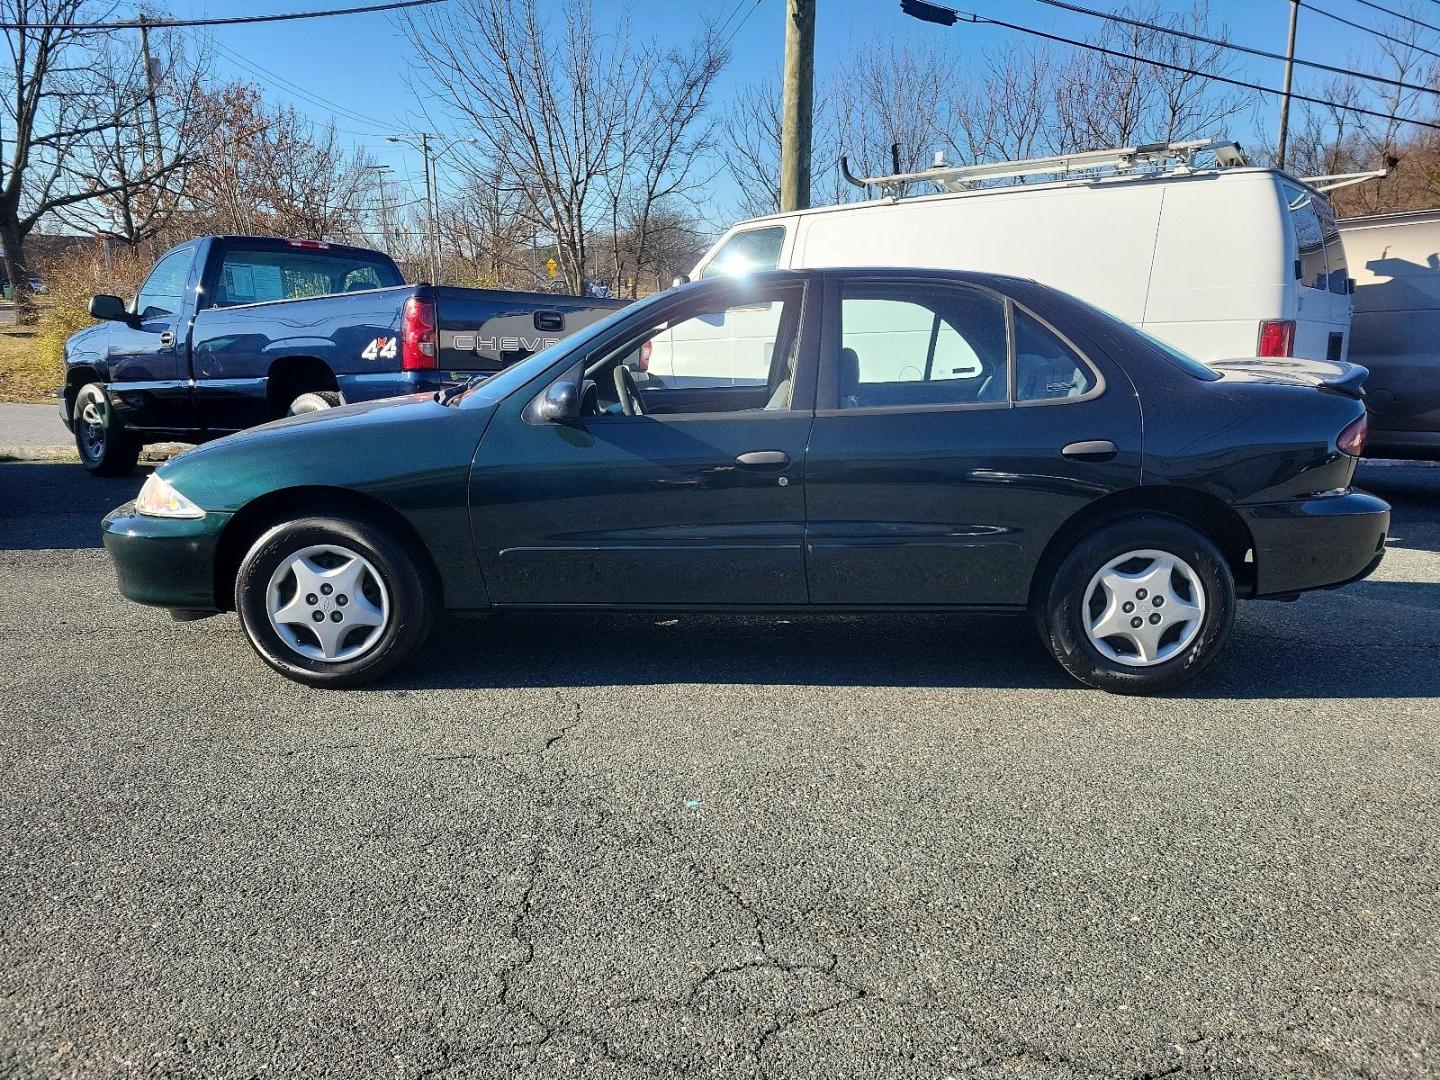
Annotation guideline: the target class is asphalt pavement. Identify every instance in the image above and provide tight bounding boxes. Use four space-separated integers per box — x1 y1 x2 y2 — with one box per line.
0 461 1437 1079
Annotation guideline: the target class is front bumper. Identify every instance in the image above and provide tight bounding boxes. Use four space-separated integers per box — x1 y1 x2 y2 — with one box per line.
102 501 231 611
1239 489 1390 597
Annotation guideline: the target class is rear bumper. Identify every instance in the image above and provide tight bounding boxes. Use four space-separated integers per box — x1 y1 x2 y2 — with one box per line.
1238 490 1390 597
102 501 230 612
336 370 452 404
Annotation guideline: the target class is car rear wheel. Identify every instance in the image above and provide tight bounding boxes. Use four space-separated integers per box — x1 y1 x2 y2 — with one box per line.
74 383 140 477
234 514 436 688
1037 517 1235 694
287 391 342 415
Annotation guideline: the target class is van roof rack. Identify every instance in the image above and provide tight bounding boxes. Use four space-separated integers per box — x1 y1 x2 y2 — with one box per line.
840 138 1246 197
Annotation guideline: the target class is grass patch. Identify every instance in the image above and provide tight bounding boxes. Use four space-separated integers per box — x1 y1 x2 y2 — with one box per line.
0 303 61 403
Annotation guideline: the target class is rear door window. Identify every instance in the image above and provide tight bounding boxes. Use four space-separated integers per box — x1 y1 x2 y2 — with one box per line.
838 283 1008 408
1284 182 1329 291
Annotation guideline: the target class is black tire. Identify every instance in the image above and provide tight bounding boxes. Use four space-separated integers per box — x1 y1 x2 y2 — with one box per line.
73 382 141 477
287 391 342 415
1036 516 1235 695
234 514 436 688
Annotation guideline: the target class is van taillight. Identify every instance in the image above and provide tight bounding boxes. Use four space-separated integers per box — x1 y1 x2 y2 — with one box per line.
1257 319 1295 357
1337 412 1368 457
638 339 652 372
401 296 437 370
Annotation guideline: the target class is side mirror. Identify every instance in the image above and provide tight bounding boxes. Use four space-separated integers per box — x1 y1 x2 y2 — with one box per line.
536 380 579 423
89 294 130 322
671 274 690 288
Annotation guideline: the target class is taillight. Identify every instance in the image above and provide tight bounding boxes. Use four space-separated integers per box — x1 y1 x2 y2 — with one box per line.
1257 319 1295 357
638 339 652 372
1337 412 1368 457
401 295 437 370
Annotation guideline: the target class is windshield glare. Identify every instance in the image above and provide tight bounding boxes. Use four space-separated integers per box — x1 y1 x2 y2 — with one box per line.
446 298 652 406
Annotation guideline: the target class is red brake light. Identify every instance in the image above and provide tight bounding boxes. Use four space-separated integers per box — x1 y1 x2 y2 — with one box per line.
401 296 438 370
1257 319 1295 357
285 238 330 250
638 338 652 372
1337 412 1368 457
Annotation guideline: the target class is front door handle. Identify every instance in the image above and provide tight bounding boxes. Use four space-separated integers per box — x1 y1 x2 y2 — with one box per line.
736 450 790 468
1061 439 1118 460
158 330 175 348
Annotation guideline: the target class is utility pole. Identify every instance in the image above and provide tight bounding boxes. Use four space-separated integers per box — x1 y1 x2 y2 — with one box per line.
419 132 441 285
779 0 815 212
367 165 392 254
138 14 164 167
1277 0 1299 171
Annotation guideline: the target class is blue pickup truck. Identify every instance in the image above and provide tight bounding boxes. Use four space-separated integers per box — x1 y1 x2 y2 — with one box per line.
62 235 626 475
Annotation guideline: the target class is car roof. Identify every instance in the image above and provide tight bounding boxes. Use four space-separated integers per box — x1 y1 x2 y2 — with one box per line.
678 266 1039 292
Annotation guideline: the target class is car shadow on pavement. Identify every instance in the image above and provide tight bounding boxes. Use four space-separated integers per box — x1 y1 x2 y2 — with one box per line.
0 462 150 551
379 595 1440 699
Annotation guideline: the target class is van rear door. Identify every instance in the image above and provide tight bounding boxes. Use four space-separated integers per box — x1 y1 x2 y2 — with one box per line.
1282 180 1351 362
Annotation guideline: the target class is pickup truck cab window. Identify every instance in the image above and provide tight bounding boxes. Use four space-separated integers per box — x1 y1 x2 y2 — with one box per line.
699 226 786 279
213 247 403 306
135 247 194 318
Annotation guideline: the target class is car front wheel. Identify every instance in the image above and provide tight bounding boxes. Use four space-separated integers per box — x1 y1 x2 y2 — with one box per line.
235 514 436 688
1037 517 1235 695
74 383 140 477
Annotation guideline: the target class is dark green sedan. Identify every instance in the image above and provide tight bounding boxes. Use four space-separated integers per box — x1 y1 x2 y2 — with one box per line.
102 269 1389 694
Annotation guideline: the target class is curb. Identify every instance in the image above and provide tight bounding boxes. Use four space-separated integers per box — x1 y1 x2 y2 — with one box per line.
0 444 187 465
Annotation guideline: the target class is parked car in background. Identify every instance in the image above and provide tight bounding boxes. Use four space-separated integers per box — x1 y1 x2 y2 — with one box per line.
61 235 626 476
652 140 1351 385
101 269 1387 695
1339 208 1440 460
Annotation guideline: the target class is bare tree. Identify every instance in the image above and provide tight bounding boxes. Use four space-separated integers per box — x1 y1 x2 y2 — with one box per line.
404 0 634 294
0 0 192 320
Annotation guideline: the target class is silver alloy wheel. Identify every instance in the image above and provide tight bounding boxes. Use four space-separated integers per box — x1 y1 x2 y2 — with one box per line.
78 392 106 461
265 544 390 663
1082 548 1206 668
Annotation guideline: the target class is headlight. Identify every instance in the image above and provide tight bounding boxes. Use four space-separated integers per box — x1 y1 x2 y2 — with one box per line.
135 473 205 519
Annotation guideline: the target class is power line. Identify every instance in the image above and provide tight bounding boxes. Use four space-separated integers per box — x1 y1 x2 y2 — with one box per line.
1029 0 1440 98
722 0 766 49
1346 0 1440 36
0 0 443 31
925 5 1440 132
1295 1 1440 61
207 38 393 133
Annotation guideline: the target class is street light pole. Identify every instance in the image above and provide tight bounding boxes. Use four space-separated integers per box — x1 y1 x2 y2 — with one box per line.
1277 0 1300 171
419 132 441 284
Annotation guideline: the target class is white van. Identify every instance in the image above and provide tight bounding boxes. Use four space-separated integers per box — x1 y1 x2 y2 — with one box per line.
643 142 1352 387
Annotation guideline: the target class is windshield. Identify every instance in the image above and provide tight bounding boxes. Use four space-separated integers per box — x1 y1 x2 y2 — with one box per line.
445 297 649 407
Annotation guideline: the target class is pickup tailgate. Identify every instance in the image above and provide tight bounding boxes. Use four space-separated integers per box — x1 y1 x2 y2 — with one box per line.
434 286 628 375
1207 356 1369 399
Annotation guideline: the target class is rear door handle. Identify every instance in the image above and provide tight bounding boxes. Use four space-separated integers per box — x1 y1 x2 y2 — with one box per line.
736 450 790 468
1061 439 1118 460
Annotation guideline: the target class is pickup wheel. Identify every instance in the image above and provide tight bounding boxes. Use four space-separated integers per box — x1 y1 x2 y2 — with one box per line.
74 383 141 477
234 514 437 688
287 391 342 415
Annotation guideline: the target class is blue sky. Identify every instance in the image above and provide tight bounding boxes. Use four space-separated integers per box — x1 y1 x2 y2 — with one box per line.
162 0 1421 214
